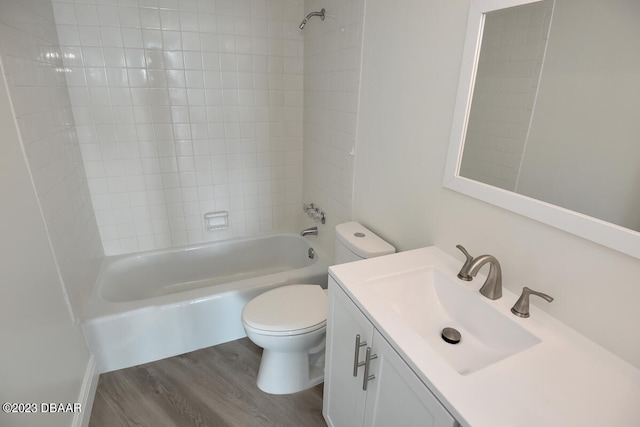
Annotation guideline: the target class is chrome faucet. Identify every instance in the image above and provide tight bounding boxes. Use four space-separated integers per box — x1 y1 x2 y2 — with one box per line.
301 226 318 237
456 245 502 300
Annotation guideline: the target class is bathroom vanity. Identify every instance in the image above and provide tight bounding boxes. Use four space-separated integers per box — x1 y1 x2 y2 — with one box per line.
322 246 640 427
323 280 457 427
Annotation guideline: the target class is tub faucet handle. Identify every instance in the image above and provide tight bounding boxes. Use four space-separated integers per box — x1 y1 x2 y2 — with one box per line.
511 287 553 318
456 244 474 281
311 210 326 224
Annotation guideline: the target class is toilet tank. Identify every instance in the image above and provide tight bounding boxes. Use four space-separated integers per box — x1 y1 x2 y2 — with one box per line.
334 222 395 264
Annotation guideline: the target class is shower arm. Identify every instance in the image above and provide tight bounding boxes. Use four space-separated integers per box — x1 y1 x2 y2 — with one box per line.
299 8 326 29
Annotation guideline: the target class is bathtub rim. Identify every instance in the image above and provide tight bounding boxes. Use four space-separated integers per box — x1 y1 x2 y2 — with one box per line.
82 232 329 322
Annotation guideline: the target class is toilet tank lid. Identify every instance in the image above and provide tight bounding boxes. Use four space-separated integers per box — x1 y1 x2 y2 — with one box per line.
335 222 395 258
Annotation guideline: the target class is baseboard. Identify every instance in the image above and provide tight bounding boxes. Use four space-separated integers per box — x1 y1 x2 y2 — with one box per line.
72 355 99 427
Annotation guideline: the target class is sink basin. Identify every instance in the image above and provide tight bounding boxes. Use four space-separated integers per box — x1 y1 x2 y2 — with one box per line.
368 266 540 375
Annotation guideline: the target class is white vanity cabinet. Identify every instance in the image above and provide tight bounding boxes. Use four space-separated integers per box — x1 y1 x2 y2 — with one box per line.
323 277 458 427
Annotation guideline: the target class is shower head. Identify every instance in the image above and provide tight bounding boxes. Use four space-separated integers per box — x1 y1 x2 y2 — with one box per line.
299 8 326 30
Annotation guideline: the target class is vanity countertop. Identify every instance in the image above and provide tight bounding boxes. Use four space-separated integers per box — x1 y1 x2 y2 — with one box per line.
328 246 640 427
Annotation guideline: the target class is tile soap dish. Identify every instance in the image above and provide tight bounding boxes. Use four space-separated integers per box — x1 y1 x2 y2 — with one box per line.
204 211 229 231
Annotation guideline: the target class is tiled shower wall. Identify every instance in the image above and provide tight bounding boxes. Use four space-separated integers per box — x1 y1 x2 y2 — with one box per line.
0 0 104 318
52 0 305 255
302 0 365 257
459 0 553 191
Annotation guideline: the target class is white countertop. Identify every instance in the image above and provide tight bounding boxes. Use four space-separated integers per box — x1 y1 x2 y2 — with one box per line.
329 246 640 427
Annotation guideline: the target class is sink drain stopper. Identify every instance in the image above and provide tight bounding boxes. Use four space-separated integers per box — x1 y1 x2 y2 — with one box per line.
441 327 461 344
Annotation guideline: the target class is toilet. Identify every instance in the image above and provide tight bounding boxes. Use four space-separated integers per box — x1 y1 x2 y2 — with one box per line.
241 221 395 394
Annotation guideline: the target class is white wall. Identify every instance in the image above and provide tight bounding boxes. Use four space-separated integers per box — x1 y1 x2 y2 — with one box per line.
353 0 640 368
302 0 366 258
0 2 98 425
53 0 305 255
0 55 91 427
0 0 103 319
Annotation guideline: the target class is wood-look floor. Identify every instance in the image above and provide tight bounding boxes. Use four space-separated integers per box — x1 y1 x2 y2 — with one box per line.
89 338 327 427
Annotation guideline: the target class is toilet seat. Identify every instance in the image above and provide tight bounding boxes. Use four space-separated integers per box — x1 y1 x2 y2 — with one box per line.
242 285 327 336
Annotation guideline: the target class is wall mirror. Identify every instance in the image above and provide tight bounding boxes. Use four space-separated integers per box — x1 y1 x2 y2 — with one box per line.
444 0 640 259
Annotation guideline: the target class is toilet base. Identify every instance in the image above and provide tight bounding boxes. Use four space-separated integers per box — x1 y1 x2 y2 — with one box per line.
256 347 325 395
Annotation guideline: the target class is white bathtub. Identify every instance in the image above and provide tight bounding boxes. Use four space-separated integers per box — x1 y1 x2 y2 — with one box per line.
82 233 329 373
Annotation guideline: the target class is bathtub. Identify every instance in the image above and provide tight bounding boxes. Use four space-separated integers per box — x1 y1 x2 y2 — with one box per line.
82 233 329 373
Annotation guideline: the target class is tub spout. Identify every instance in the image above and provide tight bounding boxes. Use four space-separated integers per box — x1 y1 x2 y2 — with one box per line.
301 226 318 236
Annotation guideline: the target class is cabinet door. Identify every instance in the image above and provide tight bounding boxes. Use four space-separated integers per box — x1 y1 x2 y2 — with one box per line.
364 330 458 427
323 278 375 427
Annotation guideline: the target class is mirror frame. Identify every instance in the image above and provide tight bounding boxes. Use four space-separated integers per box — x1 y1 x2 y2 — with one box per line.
443 0 640 259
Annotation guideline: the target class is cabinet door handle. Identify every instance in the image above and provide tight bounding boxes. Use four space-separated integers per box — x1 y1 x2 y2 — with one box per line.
362 347 378 391
352 334 368 377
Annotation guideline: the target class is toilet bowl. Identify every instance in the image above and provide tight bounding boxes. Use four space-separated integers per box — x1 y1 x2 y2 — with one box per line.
241 222 395 395
242 284 327 394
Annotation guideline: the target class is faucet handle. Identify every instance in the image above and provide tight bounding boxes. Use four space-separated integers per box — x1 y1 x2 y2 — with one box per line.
511 287 553 318
456 244 474 281
311 209 326 224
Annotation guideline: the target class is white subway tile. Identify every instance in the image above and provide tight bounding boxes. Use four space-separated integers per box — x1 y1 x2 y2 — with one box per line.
122 28 144 48
142 29 162 49
78 26 102 46
159 0 179 10
57 24 82 45
180 12 199 31
140 8 161 29
169 89 189 106
162 30 182 50
119 7 141 28
183 51 202 69
51 0 305 255
53 3 77 25
160 10 181 31
75 4 99 26
185 70 205 87
198 14 217 34
166 69 186 86
186 88 206 105
98 5 121 27
194 54 215 74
